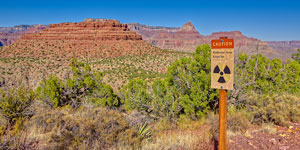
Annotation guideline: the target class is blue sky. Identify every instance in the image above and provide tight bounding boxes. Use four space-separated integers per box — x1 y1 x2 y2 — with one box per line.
1 0 299 41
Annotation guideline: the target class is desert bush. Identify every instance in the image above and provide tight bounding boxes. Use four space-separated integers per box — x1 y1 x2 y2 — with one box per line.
36 76 64 108
151 79 182 119
232 53 300 106
0 86 34 127
88 83 119 107
227 107 250 134
121 78 152 113
25 106 142 150
163 44 218 118
246 93 300 126
36 58 120 108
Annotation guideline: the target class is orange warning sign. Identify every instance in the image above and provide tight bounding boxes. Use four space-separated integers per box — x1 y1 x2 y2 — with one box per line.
211 39 234 49
211 39 234 90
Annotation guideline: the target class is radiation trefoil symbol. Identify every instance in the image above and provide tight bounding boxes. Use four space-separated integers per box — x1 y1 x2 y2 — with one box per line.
212 64 231 83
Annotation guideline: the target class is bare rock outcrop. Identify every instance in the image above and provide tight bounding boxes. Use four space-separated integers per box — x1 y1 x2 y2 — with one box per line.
179 21 197 32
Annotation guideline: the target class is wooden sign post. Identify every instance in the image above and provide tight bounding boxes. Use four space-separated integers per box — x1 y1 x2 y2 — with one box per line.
211 37 234 150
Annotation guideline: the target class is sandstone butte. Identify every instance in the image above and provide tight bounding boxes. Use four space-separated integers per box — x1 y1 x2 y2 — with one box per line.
1 19 160 59
128 21 299 61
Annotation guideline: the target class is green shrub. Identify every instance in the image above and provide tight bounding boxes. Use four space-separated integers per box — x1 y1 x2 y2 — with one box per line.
246 93 300 126
36 76 64 108
164 44 218 118
151 79 182 119
88 83 119 107
0 87 34 126
149 44 217 119
36 58 120 108
233 53 300 106
121 78 152 113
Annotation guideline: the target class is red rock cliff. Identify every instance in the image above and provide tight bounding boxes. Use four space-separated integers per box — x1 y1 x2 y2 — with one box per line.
1 19 160 58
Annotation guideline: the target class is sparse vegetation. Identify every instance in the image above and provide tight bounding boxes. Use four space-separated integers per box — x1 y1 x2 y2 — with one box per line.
36 58 119 108
246 93 300 126
0 86 34 127
25 106 142 150
0 44 299 149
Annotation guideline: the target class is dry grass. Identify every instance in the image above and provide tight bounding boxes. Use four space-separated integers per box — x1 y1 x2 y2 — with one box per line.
254 123 277 135
24 105 142 150
141 130 211 150
246 93 300 126
139 118 214 150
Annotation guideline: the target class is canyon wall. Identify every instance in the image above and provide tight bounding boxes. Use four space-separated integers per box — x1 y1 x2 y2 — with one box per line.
129 22 298 60
0 25 47 46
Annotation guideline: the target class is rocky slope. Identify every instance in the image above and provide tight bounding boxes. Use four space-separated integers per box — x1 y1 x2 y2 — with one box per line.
1 19 160 59
0 25 47 46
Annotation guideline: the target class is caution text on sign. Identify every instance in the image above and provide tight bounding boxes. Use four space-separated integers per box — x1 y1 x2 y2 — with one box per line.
211 39 234 90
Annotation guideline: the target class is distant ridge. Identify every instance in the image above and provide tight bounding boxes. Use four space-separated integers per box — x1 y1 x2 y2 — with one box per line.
0 24 47 46
128 22 299 61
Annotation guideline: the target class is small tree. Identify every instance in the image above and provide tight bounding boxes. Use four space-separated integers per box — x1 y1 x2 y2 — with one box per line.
164 44 218 118
36 76 64 108
121 78 152 113
151 79 182 118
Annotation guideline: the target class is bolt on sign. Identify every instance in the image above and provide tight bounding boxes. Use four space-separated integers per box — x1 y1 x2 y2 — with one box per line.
211 38 234 90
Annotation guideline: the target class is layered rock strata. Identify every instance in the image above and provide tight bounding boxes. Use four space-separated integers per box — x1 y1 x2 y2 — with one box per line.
129 22 287 60
1 19 160 58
